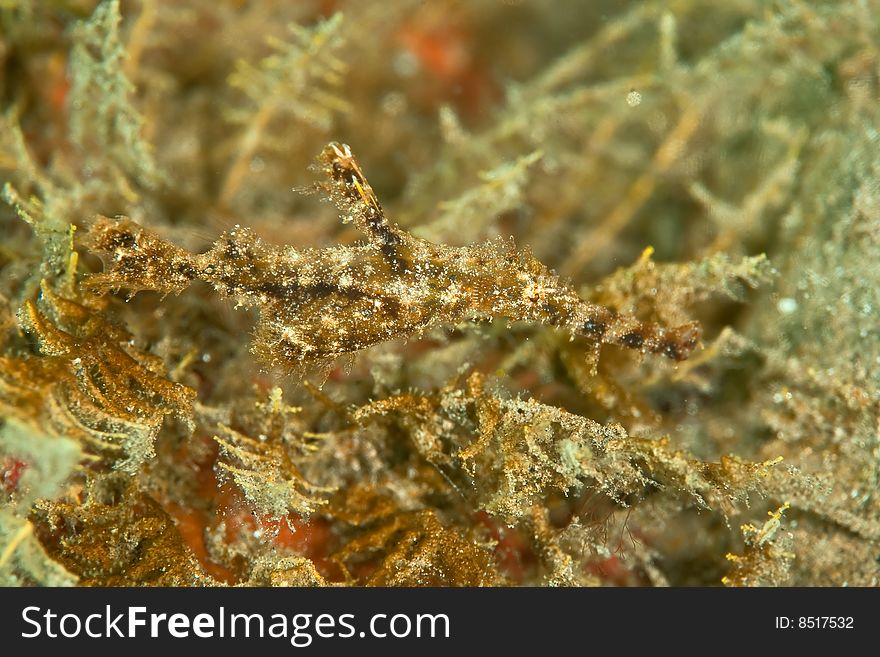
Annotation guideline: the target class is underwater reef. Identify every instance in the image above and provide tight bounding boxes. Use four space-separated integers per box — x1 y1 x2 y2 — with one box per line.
1 0 879 586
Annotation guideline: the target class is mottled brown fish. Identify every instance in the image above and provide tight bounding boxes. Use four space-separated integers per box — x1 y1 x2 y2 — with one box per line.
86 143 701 370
